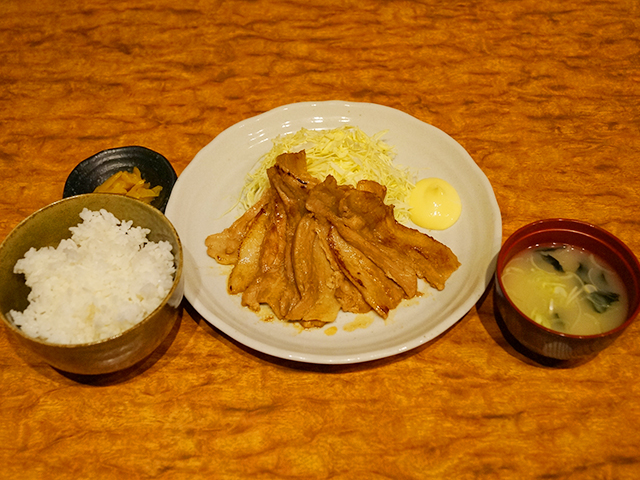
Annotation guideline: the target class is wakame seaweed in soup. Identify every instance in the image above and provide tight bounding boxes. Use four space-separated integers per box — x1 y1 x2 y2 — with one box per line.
501 245 628 335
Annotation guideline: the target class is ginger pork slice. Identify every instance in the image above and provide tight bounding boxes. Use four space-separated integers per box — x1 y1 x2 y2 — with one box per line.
285 214 342 326
327 226 405 319
306 176 418 298
227 206 270 295
205 188 274 265
313 217 372 315
339 183 460 291
241 195 301 319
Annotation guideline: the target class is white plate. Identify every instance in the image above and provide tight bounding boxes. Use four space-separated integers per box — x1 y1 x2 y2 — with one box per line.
165 101 502 364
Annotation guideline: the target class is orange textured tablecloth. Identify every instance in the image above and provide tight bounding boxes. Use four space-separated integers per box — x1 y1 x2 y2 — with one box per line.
1 1 640 478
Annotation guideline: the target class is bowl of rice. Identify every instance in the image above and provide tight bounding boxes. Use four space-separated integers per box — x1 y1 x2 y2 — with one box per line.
0 193 183 375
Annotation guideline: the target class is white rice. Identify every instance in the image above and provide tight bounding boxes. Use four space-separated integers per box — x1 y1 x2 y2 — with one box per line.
9 208 175 344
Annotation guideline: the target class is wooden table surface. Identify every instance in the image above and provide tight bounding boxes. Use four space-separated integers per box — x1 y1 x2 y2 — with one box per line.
2 1 640 478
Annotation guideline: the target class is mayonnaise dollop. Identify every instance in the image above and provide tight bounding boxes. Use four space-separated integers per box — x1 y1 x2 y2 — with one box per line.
409 178 461 230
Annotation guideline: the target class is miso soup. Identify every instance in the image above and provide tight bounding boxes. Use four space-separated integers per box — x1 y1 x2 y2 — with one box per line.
501 244 628 335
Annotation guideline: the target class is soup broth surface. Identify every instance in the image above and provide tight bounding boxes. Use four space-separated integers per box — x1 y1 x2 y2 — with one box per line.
501 244 628 335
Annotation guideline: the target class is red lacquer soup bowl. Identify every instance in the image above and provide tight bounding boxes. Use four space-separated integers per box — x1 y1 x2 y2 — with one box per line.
494 219 640 362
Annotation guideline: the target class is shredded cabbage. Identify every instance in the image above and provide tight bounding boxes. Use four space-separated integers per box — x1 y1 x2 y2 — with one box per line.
239 126 415 223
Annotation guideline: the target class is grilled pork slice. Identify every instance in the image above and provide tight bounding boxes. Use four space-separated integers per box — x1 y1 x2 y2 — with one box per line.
313 217 372 315
341 179 459 291
266 152 315 292
332 223 418 298
285 214 342 326
307 175 459 292
227 205 270 295
241 196 300 318
306 177 418 297
327 226 405 319
378 218 460 291
205 188 274 265
268 151 319 211
354 179 387 200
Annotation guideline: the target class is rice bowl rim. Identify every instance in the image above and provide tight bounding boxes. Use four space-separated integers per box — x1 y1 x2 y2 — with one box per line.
0 193 184 348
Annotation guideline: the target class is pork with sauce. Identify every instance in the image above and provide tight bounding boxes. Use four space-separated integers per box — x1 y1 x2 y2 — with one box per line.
204 150 460 327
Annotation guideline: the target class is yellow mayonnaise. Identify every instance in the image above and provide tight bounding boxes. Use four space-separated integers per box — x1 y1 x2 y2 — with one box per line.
409 178 461 230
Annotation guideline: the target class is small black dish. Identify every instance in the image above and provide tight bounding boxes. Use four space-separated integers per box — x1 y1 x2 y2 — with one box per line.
63 146 178 213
